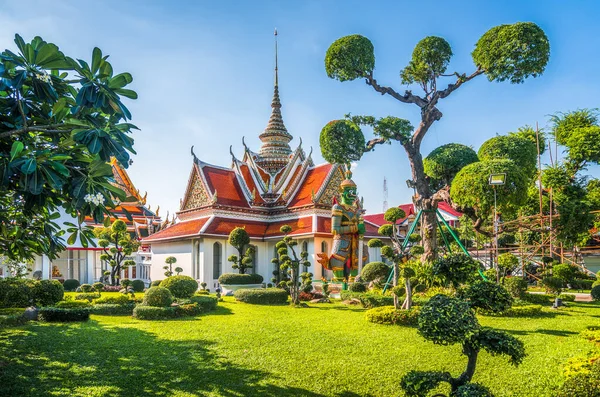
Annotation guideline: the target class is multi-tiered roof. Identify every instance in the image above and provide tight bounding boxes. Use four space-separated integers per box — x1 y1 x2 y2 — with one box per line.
143 35 379 243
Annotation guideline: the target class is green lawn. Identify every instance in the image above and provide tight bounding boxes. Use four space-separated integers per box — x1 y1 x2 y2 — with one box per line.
0 299 598 397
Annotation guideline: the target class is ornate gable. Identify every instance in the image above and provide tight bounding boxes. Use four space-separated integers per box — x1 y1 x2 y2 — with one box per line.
316 166 344 206
181 166 211 211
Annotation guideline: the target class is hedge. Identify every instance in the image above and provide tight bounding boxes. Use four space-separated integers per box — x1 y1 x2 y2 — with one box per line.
131 279 146 292
189 295 218 312
55 300 91 309
570 279 595 290
38 307 90 322
0 313 28 327
74 293 100 302
0 279 64 308
521 293 554 305
218 273 264 285
481 305 544 317
234 288 288 305
150 280 162 287
91 303 135 315
93 294 132 305
503 277 528 299
161 276 198 298
366 306 420 326
133 305 177 320
557 294 576 302
592 285 600 301
340 291 394 308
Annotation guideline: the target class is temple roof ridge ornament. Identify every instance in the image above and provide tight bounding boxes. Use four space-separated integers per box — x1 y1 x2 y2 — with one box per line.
256 28 293 175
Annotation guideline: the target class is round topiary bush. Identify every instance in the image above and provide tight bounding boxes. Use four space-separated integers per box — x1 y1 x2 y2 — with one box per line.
360 262 390 282
79 284 93 293
348 282 367 293
234 288 288 305
503 277 528 299
150 280 162 287
63 279 80 292
591 285 600 302
92 282 104 292
418 294 479 345
458 281 513 313
161 276 198 298
32 280 64 306
131 279 145 292
218 273 264 285
143 287 174 307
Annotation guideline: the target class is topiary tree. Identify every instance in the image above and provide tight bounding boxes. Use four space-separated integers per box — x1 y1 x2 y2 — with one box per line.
161 275 198 299
95 219 139 286
367 207 416 309
424 143 479 190
174 267 183 276
0 34 139 262
142 286 173 307
275 225 311 306
457 281 513 314
591 285 600 301
359 262 390 285
400 294 525 396
322 23 550 263
432 253 480 288
163 256 177 277
503 277 528 299
227 227 254 274
497 253 519 278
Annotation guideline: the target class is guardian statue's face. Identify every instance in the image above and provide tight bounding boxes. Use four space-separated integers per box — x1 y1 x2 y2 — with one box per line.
341 187 357 205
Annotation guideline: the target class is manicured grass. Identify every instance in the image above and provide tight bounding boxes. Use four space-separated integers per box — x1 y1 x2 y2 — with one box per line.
0 299 598 396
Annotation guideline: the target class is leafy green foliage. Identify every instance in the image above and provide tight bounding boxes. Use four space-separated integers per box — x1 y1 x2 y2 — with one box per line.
401 36 453 92
384 207 406 223
189 295 218 312
478 134 538 179
227 227 253 274
360 262 390 283
93 294 131 305
365 306 420 326
95 219 139 285
451 159 529 220
400 370 452 397
458 281 513 314
418 294 479 345
161 276 198 299
348 282 367 293
131 279 145 293
541 276 564 296
339 291 394 308
90 303 134 315
472 22 550 84
133 305 177 320
55 300 91 309
319 120 365 164
31 280 64 306
274 225 311 305
424 143 479 187
38 307 90 322
218 273 263 285
163 256 177 277
74 292 100 302
0 34 139 261
432 253 480 288
552 264 578 283
497 253 519 277
234 288 289 305
142 287 173 307
551 109 598 146
453 383 495 397
63 279 80 292
502 277 527 299
591 285 600 301
556 360 600 397
324 34 374 82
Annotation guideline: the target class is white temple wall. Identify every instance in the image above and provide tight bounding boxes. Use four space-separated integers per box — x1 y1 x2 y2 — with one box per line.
150 241 193 282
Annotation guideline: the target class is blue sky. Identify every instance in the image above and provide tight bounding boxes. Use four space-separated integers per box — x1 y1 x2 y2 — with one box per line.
1 1 599 217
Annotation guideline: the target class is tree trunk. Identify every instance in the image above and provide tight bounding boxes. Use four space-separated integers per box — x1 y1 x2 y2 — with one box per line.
453 342 479 391
393 262 400 309
406 144 438 263
403 277 412 310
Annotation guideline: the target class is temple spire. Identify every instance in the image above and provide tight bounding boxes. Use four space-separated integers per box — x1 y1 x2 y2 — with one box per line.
256 29 293 174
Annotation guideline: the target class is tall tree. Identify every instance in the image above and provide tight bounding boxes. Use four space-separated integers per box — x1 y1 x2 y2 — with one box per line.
0 34 138 261
227 227 254 274
321 23 550 261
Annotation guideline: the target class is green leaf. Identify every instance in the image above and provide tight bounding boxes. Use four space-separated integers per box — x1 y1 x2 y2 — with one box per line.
20 157 37 175
67 232 77 245
91 47 102 74
108 72 132 89
114 88 137 99
10 141 24 161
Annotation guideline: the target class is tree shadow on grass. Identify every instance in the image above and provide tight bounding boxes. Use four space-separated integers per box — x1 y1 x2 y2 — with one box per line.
496 327 578 337
0 320 325 397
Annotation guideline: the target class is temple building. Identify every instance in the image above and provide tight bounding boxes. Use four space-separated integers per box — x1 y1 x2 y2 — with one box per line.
1 159 168 285
143 42 381 287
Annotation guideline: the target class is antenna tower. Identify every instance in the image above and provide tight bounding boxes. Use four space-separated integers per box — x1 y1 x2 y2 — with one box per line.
383 177 388 212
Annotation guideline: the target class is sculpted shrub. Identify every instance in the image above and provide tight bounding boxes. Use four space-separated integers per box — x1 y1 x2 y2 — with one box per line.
143 287 173 307
161 276 198 298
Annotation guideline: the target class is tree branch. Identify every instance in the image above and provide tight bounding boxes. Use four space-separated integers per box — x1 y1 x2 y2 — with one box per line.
432 68 484 103
0 124 70 139
15 90 27 129
365 137 387 152
364 73 428 108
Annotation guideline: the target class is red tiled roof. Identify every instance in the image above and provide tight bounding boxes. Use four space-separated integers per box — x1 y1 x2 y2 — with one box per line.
364 221 381 237
288 164 332 208
438 202 463 218
142 218 210 242
202 216 314 239
238 164 265 205
201 165 249 208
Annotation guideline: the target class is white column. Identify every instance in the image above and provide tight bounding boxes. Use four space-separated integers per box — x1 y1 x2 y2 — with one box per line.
41 254 51 280
87 250 95 283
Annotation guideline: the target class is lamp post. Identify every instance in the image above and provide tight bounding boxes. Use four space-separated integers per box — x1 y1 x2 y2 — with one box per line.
489 173 506 284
